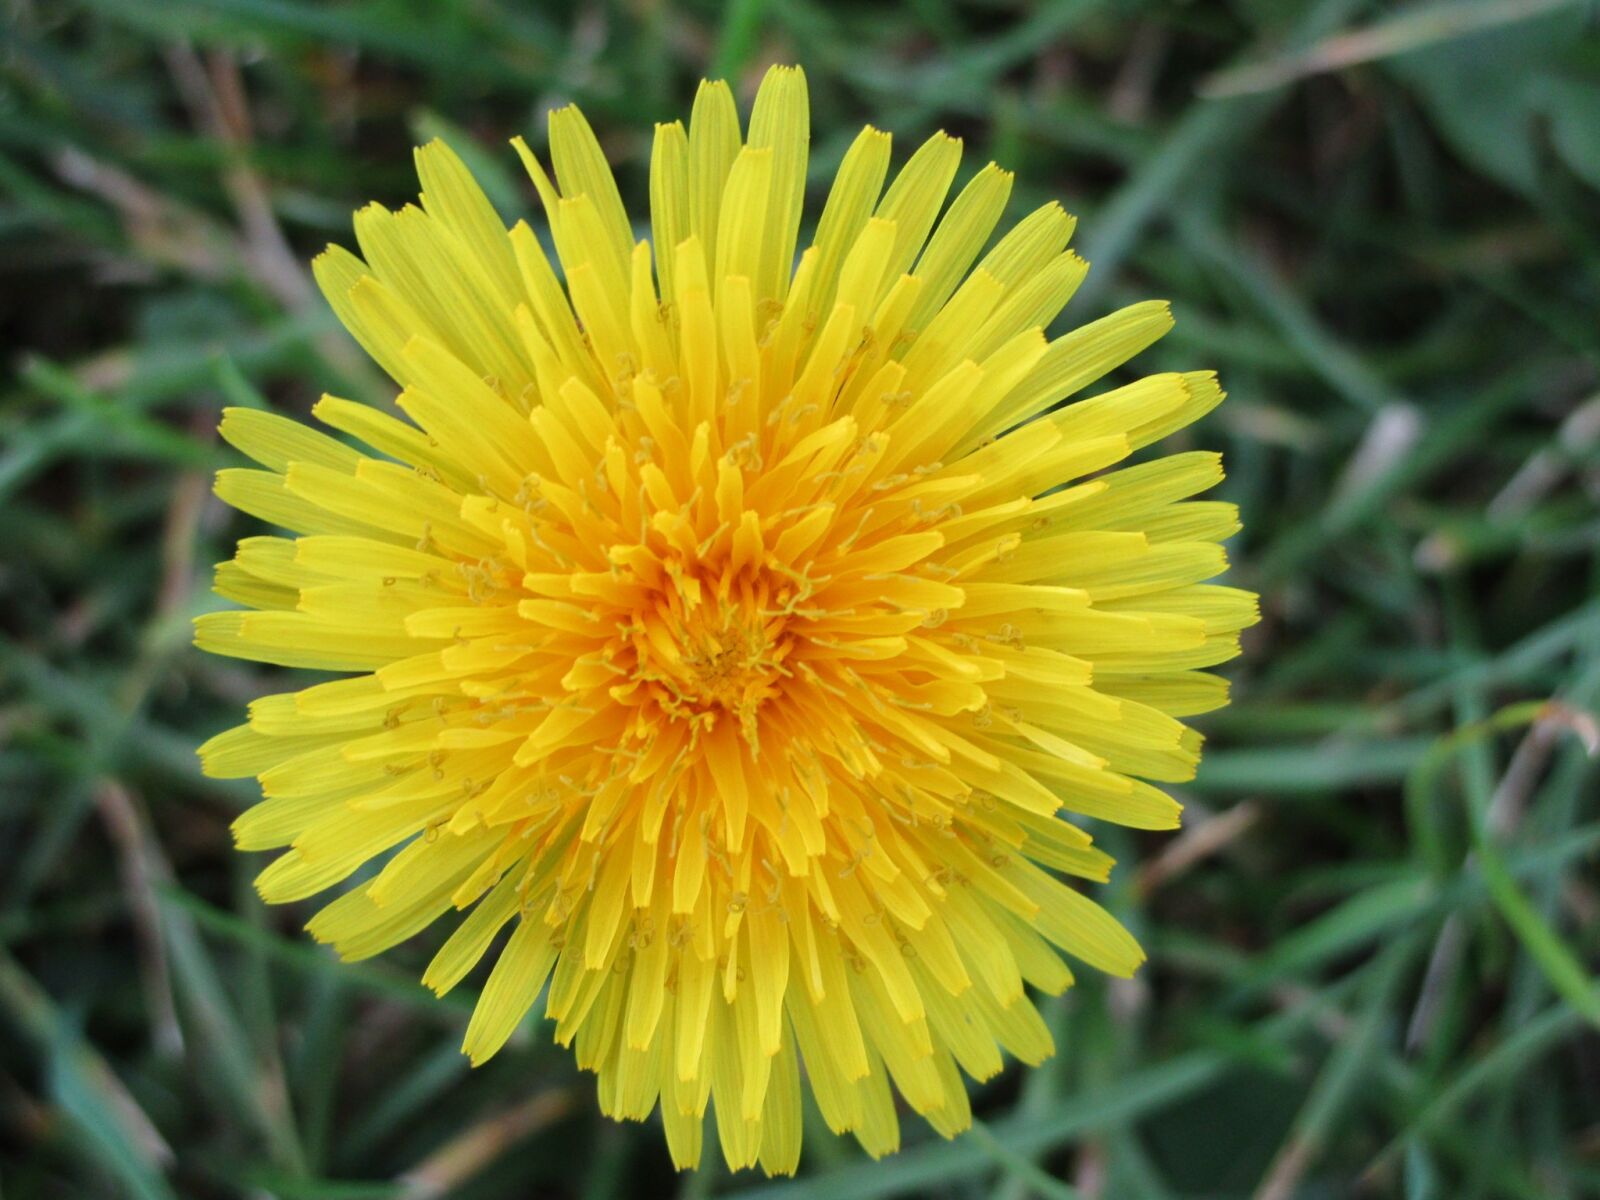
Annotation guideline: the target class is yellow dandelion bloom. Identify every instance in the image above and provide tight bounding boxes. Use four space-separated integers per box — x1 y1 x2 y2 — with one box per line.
197 65 1256 1174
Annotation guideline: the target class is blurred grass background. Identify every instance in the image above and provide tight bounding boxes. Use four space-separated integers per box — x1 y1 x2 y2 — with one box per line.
3 0 1600 1196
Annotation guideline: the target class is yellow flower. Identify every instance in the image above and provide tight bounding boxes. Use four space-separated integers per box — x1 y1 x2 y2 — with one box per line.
197 65 1256 1174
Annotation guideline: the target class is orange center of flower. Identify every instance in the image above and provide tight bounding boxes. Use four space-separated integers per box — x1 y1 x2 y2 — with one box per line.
631 570 795 734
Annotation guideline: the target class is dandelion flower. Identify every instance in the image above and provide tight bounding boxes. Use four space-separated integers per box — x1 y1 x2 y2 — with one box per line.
197 65 1256 1174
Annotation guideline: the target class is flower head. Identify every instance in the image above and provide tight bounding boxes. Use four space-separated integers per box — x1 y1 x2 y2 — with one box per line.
198 65 1256 1173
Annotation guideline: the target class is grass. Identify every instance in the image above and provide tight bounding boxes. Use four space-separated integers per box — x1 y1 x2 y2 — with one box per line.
3 0 1599 1196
